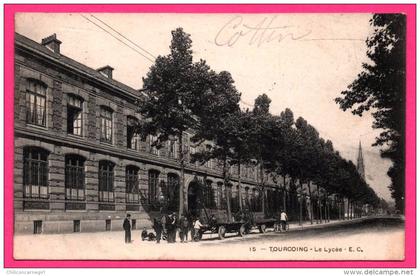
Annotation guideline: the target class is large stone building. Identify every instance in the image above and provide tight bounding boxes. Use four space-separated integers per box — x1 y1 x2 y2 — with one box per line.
14 32 286 234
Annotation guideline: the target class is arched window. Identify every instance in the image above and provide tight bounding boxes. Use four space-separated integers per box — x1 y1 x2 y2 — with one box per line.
67 95 83 136
100 107 113 143
126 165 139 203
148 170 160 204
65 154 85 200
26 79 47 126
23 147 49 198
98 161 115 202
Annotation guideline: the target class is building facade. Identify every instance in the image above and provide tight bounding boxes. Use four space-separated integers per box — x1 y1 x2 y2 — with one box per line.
14 33 286 234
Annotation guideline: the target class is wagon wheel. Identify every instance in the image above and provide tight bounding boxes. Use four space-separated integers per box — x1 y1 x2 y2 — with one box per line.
259 224 267 233
218 225 226 240
239 224 247 237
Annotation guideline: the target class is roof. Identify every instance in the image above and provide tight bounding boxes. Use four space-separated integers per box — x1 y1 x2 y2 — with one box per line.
15 32 144 99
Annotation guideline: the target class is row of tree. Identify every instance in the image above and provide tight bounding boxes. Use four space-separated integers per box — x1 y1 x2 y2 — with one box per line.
136 27 381 219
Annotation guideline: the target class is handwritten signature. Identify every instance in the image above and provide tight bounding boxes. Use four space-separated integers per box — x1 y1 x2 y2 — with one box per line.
214 15 312 47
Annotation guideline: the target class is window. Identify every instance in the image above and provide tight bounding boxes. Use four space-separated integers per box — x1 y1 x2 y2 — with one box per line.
26 80 47 126
126 166 139 203
168 140 178 159
98 161 115 202
105 219 111 231
23 147 49 199
127 117 139 150
148 135 159 155
189 146 196 164
148 170 159 204
67 95 83 136
73 220 81 233
33 220 42 234
204 180 215 208
65 155 85 201
100 107 113 143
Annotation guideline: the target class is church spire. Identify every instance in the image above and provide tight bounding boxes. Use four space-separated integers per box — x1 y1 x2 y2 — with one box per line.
357 141 366 181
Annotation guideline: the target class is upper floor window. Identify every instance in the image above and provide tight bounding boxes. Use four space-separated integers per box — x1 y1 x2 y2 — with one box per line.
168 140 178 159
23 147 49 199
65 154 85 201
26 80 47 127
126 166 139 203
98 161 115 202
127 117 139 150
100 107 113 143
67 95 83 136
148 135 159 155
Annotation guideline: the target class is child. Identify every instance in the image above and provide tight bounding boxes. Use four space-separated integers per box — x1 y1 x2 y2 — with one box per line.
141 227 148 241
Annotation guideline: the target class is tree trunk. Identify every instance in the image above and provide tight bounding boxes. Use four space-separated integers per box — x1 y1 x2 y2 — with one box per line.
238 162 243 211
259 162 265 215
299 181 303 226
178 133 185 220
307 182 313 225
324 197 328 223
317 185 322 224
283 175 287 212
223 158 232 222
347 198 351 220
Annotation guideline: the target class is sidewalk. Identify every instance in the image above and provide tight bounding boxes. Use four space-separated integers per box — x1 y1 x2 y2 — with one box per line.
13 215 403 260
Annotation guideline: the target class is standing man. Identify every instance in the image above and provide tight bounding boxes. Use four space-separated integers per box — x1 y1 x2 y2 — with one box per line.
280 210 288 232
179 214 189 243
153 217 163 244
123 213 132 243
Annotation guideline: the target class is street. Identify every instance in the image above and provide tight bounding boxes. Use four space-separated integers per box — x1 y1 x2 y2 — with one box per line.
14 216 404 261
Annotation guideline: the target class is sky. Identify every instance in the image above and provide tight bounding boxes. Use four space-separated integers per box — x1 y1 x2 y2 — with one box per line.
15 13 393 201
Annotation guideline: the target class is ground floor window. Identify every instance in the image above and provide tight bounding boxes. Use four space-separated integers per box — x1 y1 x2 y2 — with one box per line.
126 166 139 203
73 220 81 233
23 147 49 199
99 161 115 202
65 155 85 201
33 220 42 234
105 219 111 231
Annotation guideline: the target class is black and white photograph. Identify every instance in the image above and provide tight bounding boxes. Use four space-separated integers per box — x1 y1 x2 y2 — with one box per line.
12 12 406 261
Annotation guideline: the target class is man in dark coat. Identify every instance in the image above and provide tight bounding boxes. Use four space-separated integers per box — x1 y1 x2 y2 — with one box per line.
123 213 132 243
153 217 163 244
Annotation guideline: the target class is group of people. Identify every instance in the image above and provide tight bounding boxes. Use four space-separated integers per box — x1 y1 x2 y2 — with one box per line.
123 210 288 244
122 212 207 244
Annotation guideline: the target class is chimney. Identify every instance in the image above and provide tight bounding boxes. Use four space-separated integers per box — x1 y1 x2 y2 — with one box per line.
41 34 62 54
97 65 114 79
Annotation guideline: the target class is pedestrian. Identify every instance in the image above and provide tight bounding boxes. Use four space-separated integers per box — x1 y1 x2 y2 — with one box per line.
193 217 203 241
161 213 168 241
280 210 288 232
141 227 148 241
179 214 189 243
170 212 178 243
153 217 163 244
166 213 176 243
123 213 132 243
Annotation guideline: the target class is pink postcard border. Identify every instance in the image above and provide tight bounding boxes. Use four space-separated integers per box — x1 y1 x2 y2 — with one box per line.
3 4 416 268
